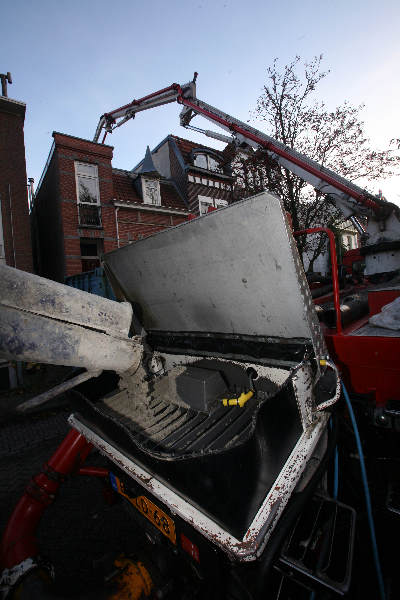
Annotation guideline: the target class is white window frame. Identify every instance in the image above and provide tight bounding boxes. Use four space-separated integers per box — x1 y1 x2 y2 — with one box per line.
142 177 161 206
343 233 357 250
75 162 100 205
198 195 228 215
193 153 223 174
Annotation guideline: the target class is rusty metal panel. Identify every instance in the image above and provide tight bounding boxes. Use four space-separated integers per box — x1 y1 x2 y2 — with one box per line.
0 264 132 338
69 411 329 561
103 193 326 359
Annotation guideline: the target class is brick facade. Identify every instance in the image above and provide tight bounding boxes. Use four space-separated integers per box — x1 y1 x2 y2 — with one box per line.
0 96 33 272
187 176 233 213
32 132 234 282
32 133 116 281
116 207 187 246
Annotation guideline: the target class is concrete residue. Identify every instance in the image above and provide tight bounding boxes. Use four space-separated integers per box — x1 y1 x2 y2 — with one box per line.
103 365 193 442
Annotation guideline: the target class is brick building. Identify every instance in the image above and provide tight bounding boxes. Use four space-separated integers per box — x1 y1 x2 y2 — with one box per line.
31 132 234 282
0 92 33 272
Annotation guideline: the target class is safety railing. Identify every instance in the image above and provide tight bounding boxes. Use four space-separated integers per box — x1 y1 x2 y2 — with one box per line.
294 227 342 334
78 204 102 227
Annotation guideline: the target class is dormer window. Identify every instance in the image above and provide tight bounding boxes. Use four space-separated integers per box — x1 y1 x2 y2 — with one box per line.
193 153 223 173
142 177 161 206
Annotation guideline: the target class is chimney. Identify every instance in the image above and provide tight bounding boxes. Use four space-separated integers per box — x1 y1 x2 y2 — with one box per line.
0 72 12 97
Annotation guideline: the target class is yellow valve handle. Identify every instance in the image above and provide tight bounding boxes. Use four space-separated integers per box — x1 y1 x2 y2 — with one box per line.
316 357 341 412
222 390 254 408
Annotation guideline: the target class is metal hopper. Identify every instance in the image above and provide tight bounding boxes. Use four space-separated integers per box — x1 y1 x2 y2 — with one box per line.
71 192 340 560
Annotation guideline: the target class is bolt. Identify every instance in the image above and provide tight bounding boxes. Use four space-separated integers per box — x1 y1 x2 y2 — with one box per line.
377 414 388 425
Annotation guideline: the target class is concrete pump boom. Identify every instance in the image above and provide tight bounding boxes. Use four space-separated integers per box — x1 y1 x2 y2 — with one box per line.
93 74 400 276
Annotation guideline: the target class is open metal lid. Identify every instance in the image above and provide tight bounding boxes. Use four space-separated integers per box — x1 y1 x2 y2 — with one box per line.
103 193 326 363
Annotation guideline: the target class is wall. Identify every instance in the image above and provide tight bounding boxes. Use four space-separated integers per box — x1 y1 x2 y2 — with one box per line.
187 175 233 214
169 141 188 205
31 148 65 280
151 141 171 178
0 96 33 272
55 133 116 278
116 207 186 246
33 132 234 283
33 133 116 281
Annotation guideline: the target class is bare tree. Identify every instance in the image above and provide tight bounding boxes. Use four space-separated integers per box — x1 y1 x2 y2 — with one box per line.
232 56 399 270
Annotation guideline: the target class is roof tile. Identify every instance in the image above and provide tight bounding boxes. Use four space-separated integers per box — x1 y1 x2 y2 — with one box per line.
112 170 141 203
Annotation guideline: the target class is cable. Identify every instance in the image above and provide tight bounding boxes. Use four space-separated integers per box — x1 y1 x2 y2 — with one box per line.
341 382 386 600
333 446 339 501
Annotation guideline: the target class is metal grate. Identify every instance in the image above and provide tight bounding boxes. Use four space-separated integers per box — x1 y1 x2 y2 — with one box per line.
78 204 102 227
275 494 356 596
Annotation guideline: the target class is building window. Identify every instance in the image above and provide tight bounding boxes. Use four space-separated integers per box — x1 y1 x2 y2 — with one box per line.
75 162 101 227
78 204 101 227
198 195 228 215
142 178 161 206
75 162 100 204
193 153 223 173
344 234 356 250
80 238 103 272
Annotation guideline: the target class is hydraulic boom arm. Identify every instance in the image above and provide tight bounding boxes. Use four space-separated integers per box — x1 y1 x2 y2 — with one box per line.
94 74 400 275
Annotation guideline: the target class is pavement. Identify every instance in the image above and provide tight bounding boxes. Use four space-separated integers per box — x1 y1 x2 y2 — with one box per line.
0 367 133 597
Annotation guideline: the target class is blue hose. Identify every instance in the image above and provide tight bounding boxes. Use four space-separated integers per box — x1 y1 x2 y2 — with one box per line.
341 382 386 600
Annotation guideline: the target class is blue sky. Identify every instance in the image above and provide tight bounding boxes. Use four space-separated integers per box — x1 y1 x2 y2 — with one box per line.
3 0 400 204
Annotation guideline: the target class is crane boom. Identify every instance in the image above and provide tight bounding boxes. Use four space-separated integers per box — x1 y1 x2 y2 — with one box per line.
93 75 400 275
93 80 196 144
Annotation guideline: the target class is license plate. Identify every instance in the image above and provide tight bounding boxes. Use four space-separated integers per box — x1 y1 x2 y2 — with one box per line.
110 473 176 544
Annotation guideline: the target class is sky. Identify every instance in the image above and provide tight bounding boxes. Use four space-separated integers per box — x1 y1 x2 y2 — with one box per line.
2 0 400 205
